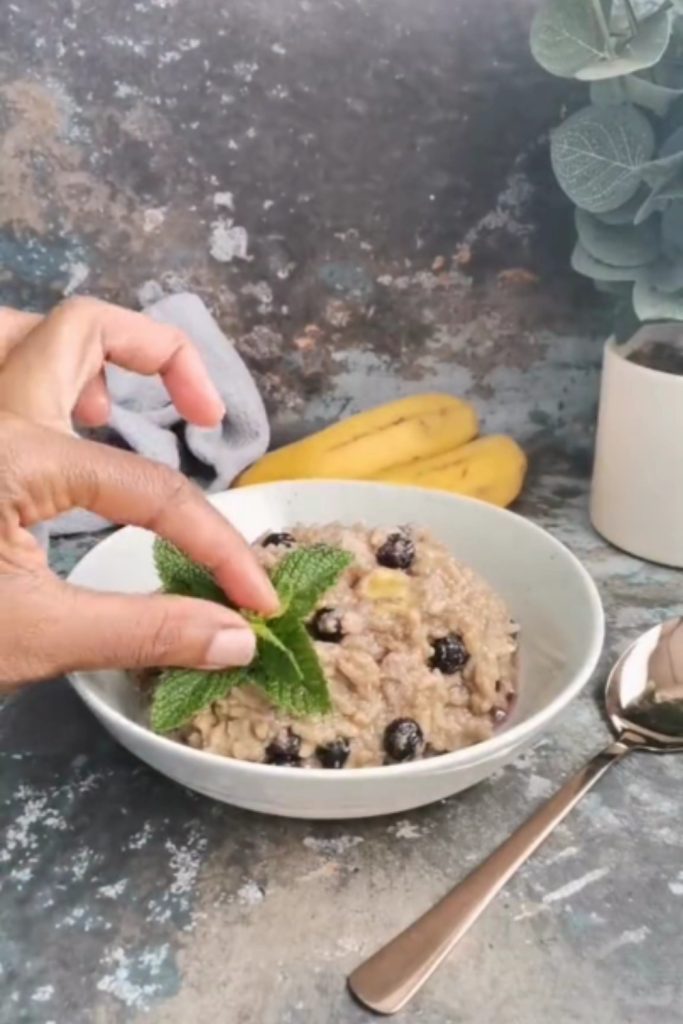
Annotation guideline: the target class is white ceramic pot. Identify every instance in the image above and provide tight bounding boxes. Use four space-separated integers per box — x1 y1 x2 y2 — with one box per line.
590 325 683 567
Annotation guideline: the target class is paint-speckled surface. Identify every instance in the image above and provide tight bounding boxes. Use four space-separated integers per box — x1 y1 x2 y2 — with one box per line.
0 0 603 453
3 473 683 1024
1 0 682 1021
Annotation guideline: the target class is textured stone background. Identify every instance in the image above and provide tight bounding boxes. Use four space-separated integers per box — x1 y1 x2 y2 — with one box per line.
0 0 603 454
1 2 681 1023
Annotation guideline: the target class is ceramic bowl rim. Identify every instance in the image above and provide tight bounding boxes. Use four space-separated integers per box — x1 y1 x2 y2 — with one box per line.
69 479 605 783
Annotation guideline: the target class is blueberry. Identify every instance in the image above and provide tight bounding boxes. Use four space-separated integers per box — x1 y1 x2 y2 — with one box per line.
262 531 296 548
308 607 345 643
383 718 424 762
429 634 470 674
264 729 301 766
316 738 350 769
376 531 415 570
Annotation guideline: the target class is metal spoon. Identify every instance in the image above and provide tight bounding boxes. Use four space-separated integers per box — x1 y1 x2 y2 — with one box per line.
348 617 683 1016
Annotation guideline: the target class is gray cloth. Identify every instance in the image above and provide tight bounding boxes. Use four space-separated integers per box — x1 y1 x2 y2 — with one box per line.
42 292 270 538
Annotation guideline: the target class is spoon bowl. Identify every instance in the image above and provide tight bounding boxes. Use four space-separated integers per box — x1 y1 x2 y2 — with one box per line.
606 617 683 751
349 616 683 1015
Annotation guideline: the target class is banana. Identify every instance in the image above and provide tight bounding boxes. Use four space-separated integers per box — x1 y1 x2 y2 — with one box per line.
374 435 527 507
235 394 478 486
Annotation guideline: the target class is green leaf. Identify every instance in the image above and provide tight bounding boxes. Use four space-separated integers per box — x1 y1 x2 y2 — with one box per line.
590 78 626 106
576 5 672 81
640 126 683 188
594 280 633 295
551 104 655 213
590 68 683 148
613 296 642 342
589 68 682 114
634 174 683 222
622 73 683 115
571 241 651 281
266 616 333 715
595 188 649 223
654 124 683 159
253 618 303 696
633 277 683 318
153 538 225 604
531 0 614 79
662 199 683 257
645 257 683 292
271 545 353 619
151 667 245 733
148 540 353 728
575 208 659 265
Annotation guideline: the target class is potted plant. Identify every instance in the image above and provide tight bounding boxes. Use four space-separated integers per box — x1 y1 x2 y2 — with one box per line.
530 0 683 566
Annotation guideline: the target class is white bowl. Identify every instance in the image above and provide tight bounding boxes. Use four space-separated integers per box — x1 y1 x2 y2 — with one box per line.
68 481 604 819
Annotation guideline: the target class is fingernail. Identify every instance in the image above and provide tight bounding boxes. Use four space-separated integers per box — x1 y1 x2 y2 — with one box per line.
203 628 256 668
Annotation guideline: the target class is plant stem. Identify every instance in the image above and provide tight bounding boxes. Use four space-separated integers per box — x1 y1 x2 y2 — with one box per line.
591 0 616 56
623 0 640 36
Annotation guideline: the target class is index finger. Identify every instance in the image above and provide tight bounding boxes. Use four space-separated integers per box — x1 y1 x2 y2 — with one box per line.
0 297 225 428
9 419 279 616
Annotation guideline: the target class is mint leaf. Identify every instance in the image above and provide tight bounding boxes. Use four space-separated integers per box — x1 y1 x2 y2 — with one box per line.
148 538 352 731
271 545 353 618
153 538 226 604
151 666 246 733
266 614 332 715
251 618 303 702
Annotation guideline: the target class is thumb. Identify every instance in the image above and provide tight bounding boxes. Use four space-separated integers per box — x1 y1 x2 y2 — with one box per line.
1 576 256 685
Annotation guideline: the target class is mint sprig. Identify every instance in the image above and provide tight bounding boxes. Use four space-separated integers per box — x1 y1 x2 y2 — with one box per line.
271 545 354 618
154 539 225 604
150 667 246 733
268 618 332 715
149 538 352 733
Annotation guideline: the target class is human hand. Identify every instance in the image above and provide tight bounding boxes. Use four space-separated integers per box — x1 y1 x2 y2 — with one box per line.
0 298 278 688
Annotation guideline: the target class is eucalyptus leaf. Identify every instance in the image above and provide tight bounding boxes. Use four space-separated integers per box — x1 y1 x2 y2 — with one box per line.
589 68 683 116
531 0 613 79
641 150 683 188
641 126 683 188
575 208 659 265
596 188 649 223
594 280 634 295
590 78 625 106
633 277 683 318
622 73 683 115
614 297 642 342
661 126 683 156
653 55 683 90
645 258 683 293
634 174 683 222
661 200 683 257
571 241 651 280
662 93 683 143
551 104 655 213
576 4 672 81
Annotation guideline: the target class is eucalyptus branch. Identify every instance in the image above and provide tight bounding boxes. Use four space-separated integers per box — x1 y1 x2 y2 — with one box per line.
531 0 683 328
622 0 640 36
591 0 617 56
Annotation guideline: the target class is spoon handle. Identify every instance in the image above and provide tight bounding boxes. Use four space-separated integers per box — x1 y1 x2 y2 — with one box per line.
348 739 632 1016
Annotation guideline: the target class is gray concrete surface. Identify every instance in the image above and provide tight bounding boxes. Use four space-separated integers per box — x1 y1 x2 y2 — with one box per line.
1 1 681 1022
